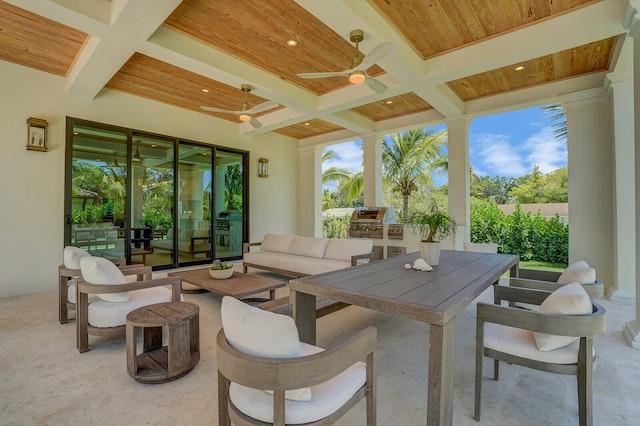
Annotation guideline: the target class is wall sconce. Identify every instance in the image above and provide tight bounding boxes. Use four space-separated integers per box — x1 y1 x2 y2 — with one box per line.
258 158 269 178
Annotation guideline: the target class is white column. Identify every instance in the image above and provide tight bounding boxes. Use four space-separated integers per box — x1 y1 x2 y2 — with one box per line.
607 74 636 302
298 144 323 237
624 5 640 349
562 89 614 290
446 116 471 250
362 133 383 207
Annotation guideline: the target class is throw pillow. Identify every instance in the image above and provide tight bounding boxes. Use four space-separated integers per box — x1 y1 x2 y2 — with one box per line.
63 246 92 270
533 282 592 351
290 236 329 259
79 257 131 303
557 261 596 284
261 233 295 253
324 238 373 262
220 296 311 401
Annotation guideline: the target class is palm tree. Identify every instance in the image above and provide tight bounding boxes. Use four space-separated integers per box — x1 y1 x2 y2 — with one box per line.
383 129 448 222
322 149 352 187
541 103 567 141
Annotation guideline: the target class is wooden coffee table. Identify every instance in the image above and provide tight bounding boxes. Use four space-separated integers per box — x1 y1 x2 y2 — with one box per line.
167 268 286 302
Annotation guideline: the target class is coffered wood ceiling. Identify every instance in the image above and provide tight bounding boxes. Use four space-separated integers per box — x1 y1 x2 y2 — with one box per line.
0 0 629 143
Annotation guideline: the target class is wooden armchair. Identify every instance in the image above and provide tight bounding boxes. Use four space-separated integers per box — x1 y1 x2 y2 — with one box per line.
76 257 182 353
509 267 604 299
58 245 132 324
475 285 607 425
217 296 377 425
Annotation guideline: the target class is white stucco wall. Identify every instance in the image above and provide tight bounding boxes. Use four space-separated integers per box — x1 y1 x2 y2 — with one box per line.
0 60 299 298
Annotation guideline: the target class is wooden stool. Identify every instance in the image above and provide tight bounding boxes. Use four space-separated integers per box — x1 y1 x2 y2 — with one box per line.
126 301 200 384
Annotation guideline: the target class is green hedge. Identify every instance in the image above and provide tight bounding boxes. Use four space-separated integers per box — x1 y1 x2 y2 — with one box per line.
470 198 568 264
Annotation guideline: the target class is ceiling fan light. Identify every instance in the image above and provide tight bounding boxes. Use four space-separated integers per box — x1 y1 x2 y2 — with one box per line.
349 71 366 84
239 113 252 122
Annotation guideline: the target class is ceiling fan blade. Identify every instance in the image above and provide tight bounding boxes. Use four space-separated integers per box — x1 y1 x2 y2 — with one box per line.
364 75 388 94
249 117 263 129
297 71 350 79
358 41 396 71
247 101 279 115
200 106 239 114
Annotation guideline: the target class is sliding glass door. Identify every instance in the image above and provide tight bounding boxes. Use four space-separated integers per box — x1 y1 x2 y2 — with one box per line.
66 117 247 268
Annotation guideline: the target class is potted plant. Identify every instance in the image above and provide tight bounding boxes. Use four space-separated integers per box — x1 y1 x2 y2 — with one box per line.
409 208 457 266
209 259 234 279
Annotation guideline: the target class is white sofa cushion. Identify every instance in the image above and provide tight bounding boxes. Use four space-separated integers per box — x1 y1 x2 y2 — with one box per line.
230 342 367 424
290 236 329 259
261 233 296 253
485 323 582 364
557 261 596 284
534 282 592 351
324 238 372 262
63 246 92 270
88 286 174 328
79 257 130 303
221 296 310 401
244 251 350 276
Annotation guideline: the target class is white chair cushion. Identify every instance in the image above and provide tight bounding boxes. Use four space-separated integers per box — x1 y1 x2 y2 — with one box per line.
324 238 373 262
261 233 295 253
192 229 209 238
88 286 174 328
244 251 350 276
557 261 596 285
230 342 367 424
534 282 592 351
79 257 130 303
221 296 310 401
463 241 498 253
485 323 582 364
63 246 92 270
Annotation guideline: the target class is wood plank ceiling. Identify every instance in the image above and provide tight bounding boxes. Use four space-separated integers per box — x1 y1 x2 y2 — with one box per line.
0 0 623 141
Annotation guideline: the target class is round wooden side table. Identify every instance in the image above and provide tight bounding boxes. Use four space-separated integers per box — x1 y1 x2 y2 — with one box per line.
126 301 200 384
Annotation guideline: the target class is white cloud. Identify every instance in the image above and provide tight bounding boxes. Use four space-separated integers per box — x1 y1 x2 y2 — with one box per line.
472 133 527 177
322 140 362 173
523 127 567 173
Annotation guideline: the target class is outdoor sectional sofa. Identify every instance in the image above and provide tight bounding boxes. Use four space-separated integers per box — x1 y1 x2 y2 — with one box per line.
242 233 374 277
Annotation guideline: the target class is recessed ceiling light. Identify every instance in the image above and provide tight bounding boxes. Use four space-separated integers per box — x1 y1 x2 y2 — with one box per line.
304 122 310 126
151 144 156 148
287 39 297 46
386 100 393 104
202 88 209 93
514 65 525 71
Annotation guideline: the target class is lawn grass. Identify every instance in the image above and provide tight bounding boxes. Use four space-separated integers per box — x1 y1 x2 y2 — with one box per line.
519 260 566 272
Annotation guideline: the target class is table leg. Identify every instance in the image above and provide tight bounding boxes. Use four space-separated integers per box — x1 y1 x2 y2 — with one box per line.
290 289 316 345
269 289 275 300
427 318 456 426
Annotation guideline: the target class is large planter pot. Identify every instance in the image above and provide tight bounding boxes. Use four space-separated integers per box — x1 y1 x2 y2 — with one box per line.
419 241 441 266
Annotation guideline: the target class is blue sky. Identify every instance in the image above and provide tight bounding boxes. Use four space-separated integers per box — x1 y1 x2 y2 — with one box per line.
322 105 567 189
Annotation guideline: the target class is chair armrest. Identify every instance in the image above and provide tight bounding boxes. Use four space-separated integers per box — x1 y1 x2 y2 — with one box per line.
118 265 153 281
494 285 551 306
243 242 262 254
507 277 604 299
351 251 374 266
77 276 182 302
518 268 561 282
217 326 376 391
109 257 127 267
477 302 606 337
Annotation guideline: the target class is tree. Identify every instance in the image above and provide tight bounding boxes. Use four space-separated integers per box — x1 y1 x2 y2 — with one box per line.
541 103 567 142
383 129 448 222
471 174 519 204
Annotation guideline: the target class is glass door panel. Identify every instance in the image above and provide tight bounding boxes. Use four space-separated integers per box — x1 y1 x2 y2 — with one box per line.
69 123 128 260
177 144 213 264
214 150 244 259
130 134 175 267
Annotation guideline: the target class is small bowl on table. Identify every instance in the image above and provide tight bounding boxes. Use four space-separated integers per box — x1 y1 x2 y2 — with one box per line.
210 268 234 279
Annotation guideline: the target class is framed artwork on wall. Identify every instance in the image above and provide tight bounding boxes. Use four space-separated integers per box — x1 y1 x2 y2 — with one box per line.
26 117 48 151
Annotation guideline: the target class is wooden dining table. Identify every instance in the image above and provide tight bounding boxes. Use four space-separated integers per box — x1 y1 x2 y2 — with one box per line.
289 249 519 426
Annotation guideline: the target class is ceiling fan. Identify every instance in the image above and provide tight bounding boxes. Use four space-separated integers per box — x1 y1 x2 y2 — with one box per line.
200 84 279 129
297 29 395 94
